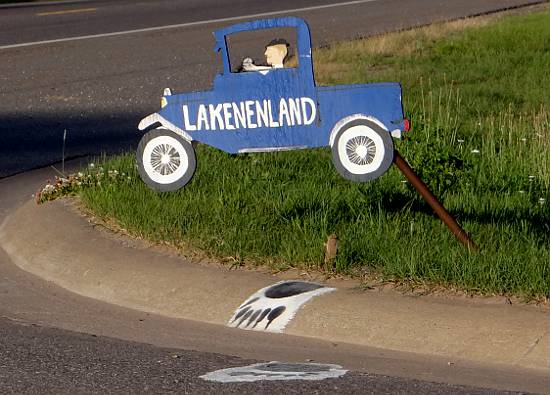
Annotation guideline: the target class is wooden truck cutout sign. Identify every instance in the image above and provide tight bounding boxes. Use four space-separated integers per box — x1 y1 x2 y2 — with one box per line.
136 16 409 192
136 16 478 250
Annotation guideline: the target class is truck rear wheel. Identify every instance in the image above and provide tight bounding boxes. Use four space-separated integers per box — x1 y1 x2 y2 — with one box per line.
137 129 196 192
331 118 394 182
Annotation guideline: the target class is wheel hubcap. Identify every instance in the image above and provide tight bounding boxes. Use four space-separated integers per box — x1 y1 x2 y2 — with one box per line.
346 136 375 165
150 143 181 175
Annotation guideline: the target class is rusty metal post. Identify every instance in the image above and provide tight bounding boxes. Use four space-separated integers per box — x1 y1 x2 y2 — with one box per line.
393 150 479 251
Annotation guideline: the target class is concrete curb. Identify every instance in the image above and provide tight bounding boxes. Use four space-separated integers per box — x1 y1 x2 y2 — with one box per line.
1 199 550 373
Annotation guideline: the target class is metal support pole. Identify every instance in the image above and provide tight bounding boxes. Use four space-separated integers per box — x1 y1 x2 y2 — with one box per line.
393 150 479 251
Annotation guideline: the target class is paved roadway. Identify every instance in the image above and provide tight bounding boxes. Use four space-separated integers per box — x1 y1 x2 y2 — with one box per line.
0 0 547 393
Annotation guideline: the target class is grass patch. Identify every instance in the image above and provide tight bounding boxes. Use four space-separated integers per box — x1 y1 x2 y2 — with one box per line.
42 8 550 299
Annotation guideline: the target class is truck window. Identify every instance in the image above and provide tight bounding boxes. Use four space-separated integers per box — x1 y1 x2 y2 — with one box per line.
225 28 298 73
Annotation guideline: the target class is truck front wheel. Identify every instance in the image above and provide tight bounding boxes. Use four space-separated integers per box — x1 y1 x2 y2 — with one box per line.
137 129 196 192
331 118 394 182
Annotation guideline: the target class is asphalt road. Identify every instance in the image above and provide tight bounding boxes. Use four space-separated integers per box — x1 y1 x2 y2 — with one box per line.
0 316 523 394
1 0 548 393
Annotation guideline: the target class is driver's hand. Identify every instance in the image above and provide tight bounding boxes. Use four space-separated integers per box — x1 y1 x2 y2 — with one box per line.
242 57 254 71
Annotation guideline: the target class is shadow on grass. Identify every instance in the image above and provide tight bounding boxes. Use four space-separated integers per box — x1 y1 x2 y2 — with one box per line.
376 186 549 244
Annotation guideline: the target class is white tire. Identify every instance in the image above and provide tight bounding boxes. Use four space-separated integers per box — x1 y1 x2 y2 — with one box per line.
331 118 394 182
137 129 196 192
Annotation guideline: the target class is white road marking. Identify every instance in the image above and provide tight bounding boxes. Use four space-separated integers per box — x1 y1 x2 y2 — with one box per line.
0 0 379 50
200 362 348 382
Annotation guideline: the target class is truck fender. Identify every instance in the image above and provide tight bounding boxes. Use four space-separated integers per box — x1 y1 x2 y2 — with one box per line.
329 114 403 147
138 113 193 142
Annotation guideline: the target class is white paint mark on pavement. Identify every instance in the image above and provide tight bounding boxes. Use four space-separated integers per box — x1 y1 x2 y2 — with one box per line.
200 361 348 382
228 280 334 333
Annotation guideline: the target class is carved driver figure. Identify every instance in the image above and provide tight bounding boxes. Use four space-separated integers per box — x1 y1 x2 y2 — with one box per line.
242 38 290 71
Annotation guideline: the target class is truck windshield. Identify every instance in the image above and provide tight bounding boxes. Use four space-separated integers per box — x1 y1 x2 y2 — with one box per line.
225 27 298 73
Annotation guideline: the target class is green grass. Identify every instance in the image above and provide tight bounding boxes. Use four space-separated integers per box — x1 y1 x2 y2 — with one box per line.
46 8 550 299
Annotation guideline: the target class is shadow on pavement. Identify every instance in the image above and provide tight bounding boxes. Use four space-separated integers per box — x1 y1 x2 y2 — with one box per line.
0 111 145 179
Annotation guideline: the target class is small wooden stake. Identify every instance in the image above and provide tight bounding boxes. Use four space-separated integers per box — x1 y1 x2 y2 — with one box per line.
393 150 479 251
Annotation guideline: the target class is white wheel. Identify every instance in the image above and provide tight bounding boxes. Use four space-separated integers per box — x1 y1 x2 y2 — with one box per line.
331 118 394 182
137 129 196 192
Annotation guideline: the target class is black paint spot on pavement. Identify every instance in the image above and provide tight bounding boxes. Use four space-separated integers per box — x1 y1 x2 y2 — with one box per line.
257 363 332 372
245 309 261 328
265 306 286 330
265 281 323 299
252 308 271 329
231 306 250 323
236 309 253 327
239 297 259 309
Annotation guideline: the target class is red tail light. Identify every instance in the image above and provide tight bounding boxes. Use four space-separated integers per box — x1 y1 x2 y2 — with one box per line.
403 118 411 132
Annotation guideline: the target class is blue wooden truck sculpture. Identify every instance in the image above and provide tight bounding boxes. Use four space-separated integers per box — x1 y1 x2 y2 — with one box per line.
136 16 478 250
136 16 409 192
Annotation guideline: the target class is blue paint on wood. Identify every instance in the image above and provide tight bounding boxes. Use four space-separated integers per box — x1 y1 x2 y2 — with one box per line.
148 17 405 153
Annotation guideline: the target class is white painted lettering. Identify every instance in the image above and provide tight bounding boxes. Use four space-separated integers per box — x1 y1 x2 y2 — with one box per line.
288 98 301 126
182 105 197 131
197 104 210 130
185 97 316 132
268 99 280 127
222 102 235 130
301 97 317 125
256 100 269 128
245 100 257 129
209 104 224 130
232 102 246 129
278 98 291 127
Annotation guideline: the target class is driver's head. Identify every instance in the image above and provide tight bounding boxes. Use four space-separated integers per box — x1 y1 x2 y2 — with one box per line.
264 38 289 67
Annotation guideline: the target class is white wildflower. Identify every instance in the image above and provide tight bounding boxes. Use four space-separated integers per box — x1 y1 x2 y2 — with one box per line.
528 176 535 181
457 139 465 143
539 198 546 205
471 149 480 154
520 138 527 142
89 163 95 168
42 184 55 193
519 190 525 194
